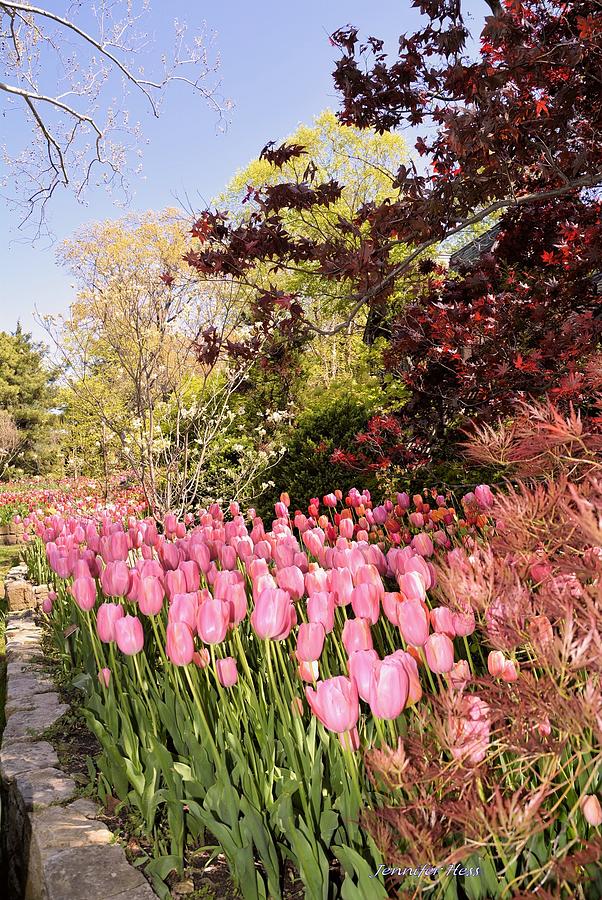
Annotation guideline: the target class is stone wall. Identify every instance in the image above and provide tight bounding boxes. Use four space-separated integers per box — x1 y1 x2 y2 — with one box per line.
0 522 25 545
0 611 158 900
1 564 50 612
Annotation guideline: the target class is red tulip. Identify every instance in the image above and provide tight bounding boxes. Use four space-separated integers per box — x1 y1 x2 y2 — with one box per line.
305 676 359 734
114 615 144 655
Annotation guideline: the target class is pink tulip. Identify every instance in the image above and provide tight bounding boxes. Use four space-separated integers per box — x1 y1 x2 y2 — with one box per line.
197 597 229 645
392 650 422 706
329 568 354 607
501 658 519 683
98 667 111 688
72 576 97 611
42 596 53 614
169 593 198 631
114 615 144 655
397 571 427 603
430 607 456 637
347 649 379 702
137 576 164 616
166 621 195 666
350 583 380 625
276 565 305 601
452 608 476 637
411 533 434 557
369 656 409 720
342 617 373 654
165 569 187 600
193 648 210 668
425 633 455 673
96 602 125 642
581 795 602 827
305 676 359 734
251 587 294 641
307 591 335 633
189 542 211 572
487 650 506 678
216 657 238 687
448 659 471 691
296 622 325 662
298 660 319 682
398 600 429 647
339 518 354 539
179 560 200 592
474 484 494 509
100 561 131 598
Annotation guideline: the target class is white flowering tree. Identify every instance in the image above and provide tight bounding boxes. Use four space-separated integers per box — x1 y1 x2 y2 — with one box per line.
43 209 285 517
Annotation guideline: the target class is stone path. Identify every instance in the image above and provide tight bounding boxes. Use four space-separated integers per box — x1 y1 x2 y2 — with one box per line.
1 611 158 900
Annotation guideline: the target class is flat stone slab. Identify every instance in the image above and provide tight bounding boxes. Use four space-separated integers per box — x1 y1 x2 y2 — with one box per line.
2 697 69 744
44 844 152 900
0 740 59 781
33 802 113 862
14 767 77 811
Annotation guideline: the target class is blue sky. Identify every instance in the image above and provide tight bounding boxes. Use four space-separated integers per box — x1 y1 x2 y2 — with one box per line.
0 0 489 343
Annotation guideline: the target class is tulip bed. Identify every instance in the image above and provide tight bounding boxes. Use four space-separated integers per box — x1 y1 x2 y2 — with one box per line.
18 483 602 899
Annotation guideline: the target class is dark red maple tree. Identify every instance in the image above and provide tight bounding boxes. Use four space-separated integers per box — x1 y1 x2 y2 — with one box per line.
184 0 602 474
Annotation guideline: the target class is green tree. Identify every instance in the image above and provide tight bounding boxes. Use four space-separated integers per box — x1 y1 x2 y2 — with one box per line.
0 325 58 475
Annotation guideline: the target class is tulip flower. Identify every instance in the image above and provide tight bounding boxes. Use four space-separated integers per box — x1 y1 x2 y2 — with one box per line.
169 593 198 631
138 576 165 616
369 656 409 720
166 622 195 666
298 660 319 682
474 484 494 509
296 622 325 663
342 617 373 654
251 587 294 641
448 659 471 691
197 597 229 645
41 596 53 614
216 657 238 687
100 561 131 598
114 615 144 656
305 676 359 734
347 649 379 702
398 600 430 647
96 602 125 643
425 633 455 673
580 795 602 827
72 576 97 611
397 571 427 603
391 650 422 706
430 606 455 637
98 668 111 688
276 565 305 600
411 533 434 557
192 649 210 668
307 591 335 633
350 583 380 625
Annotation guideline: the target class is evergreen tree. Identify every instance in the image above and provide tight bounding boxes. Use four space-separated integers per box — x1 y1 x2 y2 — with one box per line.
0 325 58 476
